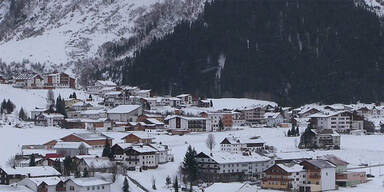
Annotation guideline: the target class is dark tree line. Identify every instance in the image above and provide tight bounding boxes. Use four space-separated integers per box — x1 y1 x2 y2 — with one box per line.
113 0 384 106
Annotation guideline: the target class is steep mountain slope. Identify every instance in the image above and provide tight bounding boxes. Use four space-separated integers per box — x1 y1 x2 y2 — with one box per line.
121 0 384 106
0 0 205 74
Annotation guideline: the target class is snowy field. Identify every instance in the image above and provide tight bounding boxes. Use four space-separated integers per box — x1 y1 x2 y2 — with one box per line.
0 84 102 114
0 125 384 191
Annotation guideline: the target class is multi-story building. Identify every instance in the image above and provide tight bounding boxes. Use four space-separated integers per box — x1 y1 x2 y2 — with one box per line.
299 129 340 150
0 167 61 185
106 105 143 122
239 106 266 123
220 136 265 154
201 112 234 131
262 163 306 191
299 160 336 192
13 74 44 88
195 151 273 182
43 72 76 89
167 115 210 132
123 145 159 170
65 177 111 192
309 111 364 133
176 94 193 105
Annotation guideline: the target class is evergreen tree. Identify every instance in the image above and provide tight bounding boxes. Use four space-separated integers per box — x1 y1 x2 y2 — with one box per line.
89 94 93 100
173 177 179 192
380 124 384 133
182 145 198 192
29 155 36 166
53 159 62 173
295 126 300 136
72 92 77 99
102 138 112 159
6 99 15 114
166 175 171 186
287 129 291 137
218 118 224 131
83 169 88 177
19 107 27 121
63 156 72 176
47 90 55 109
123 177 129 192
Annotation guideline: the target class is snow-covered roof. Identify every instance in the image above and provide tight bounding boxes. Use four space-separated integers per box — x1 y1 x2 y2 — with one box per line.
107 105 141 114
82 157 113 169
176 94 191 97
129 145 157 153
14 74 40 80
75 155 98 159
264 112 281 119
148 143 167 152
104 91 122 96
96 80 116 86
67 177 111 187
165 115 206 121
304 159 336 169
53 141 91 149
200 151 270 164
311 129 340 136
221 136 264 145
23 176 63 186
136 89 150 93
72 133 111 140
2 166 61 177
115 143 133 149
41 113 64 118
80 109 106 115
145 118 164 125
276 164 304 173
205 182 257 192
0 185 34 192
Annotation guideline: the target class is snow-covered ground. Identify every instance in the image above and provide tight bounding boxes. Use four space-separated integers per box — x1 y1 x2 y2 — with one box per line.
0 84 102 116
0 0 163 67
1 125 384 191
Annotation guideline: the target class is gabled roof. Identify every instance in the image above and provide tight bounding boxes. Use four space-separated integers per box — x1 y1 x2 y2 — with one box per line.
14 73 41 80
0 185 34 192
66 177 111 187
276 164 304 173
127 145 157 153
1 166 61 177
53 141 91 149
302 159 336 169
198 151 270 164
107 105 141 114
319 154 349 166
96 80 116 86
22 176 63 186
71 133 111 141
82 157 113 169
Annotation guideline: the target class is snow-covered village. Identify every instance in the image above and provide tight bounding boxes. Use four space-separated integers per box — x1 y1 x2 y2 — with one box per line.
0 76 383 192
2 0 384 192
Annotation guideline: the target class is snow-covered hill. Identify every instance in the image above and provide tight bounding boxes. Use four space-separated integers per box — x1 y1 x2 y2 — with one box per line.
0 0 204 74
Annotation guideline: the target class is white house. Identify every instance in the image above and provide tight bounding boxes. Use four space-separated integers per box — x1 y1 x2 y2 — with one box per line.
80 109 107 120
196 151 273 182
123 145 159 170
220 136 265 154
65 177 111 192
300 160 336 192
14 74 44 88
264 112 284 127
34 113 64 127
148 143 174 163
107 105 142 122
18 177 65 192
309 111 364 133
176 94 192 105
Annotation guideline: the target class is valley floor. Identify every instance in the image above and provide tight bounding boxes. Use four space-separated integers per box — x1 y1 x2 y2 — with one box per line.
1 124 384 191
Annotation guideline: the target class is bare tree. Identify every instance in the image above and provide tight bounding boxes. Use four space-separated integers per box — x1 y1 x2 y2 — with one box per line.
46 89 55 109
206 133 216 154
6 155 16 167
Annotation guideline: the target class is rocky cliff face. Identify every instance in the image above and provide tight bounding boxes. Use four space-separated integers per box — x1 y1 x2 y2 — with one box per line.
0 0 205 75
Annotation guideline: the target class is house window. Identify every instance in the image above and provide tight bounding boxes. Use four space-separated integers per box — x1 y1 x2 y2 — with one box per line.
87 187 90 190
70 186 74 191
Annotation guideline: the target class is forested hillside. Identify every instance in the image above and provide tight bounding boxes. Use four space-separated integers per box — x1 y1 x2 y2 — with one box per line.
118 0 384 106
